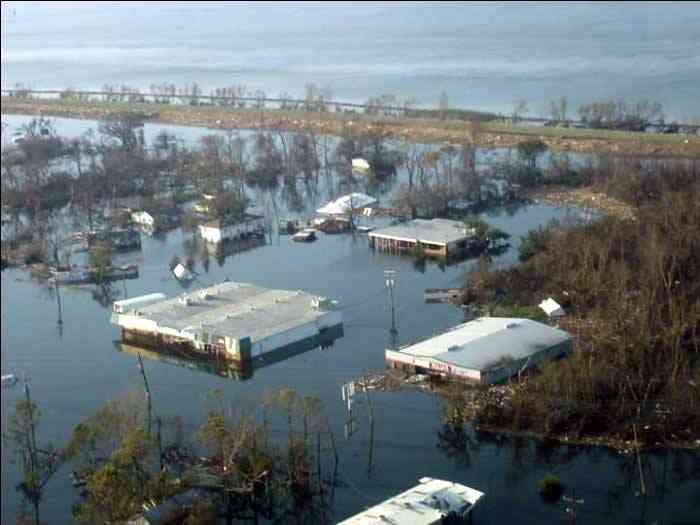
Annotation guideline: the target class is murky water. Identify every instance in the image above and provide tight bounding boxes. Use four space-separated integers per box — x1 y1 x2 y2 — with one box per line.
2 116 699 524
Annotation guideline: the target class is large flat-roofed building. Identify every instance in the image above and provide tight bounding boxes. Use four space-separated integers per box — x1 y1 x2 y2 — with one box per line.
111 282 342 364
386 317 572 384
337 477 484 525
368 218 477 258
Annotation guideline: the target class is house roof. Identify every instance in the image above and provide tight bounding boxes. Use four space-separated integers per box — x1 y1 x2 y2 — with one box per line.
316 193 378 215
115 281 338 343
395 317 571 371
369 218 474 246
337 477 484 525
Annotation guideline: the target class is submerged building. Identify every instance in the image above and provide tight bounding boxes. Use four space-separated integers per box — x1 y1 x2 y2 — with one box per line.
386 317 572 384
368 218 478 258
111 282 343 365
337 477 485 525
198 214 265 244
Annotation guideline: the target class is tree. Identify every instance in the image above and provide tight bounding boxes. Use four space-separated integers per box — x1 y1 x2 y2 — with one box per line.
512 99 529 123
3 387 64 525
439 90 449 120
516 139 547 170
547 96 568 124
98 112 145 152
89 243 112 283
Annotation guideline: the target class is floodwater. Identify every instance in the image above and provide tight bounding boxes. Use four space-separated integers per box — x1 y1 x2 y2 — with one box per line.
2 115 700 524
2 2 700 120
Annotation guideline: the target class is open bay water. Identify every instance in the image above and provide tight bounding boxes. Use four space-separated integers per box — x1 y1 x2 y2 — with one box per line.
2 113 700 523
2 2 700 120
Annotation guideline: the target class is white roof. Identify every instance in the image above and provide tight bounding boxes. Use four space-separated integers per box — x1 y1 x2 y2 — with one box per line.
352 158 370 170
394 317 572 371
338 477 484 525
539 297 565 317
369 218 474 246
113 293 168 312
316 193 378 215
113 281 340 344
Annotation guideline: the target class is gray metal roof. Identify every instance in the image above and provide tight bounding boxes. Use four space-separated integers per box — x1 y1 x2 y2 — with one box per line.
397 317 572 371
369 218 474 246
119 282 335 342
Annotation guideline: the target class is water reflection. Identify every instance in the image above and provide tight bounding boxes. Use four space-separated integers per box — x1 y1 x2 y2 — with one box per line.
114 325 343 382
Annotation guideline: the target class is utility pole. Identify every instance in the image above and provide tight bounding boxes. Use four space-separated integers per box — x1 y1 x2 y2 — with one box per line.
362 375 375 478
384 269 398 349
23 380 40 525
137 354 152 438
562 488 584 524
341 381 356 439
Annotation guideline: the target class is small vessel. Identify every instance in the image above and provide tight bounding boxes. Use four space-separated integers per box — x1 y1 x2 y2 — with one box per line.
2 374 18 388
292 229 317 243
173 263 194 282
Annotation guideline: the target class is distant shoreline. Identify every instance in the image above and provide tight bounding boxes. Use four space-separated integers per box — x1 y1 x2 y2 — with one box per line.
3 96 700 158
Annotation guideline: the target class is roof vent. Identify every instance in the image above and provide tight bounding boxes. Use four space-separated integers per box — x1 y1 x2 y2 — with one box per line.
447 345 461 352
506 322 520 329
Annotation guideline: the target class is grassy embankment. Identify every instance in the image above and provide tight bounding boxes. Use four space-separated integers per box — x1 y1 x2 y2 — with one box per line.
3 96 700 158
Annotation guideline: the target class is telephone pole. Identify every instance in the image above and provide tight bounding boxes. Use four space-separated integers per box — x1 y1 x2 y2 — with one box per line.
137 354 152 438
384 269 398 349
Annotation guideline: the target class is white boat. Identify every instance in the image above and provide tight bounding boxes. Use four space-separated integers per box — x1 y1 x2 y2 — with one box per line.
292 229 317 242
2 374 18 388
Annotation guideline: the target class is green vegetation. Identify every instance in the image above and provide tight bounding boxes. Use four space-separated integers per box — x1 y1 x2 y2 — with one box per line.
4 387 338 524
470 164 700 446
538 474 564 502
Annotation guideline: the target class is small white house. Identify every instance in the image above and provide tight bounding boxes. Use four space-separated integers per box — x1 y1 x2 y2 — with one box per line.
539 297 565 318
198 214 265 244
131 211 155 228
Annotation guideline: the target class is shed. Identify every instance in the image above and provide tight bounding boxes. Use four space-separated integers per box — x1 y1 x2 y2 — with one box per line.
539 297 565 318
172 264 193 281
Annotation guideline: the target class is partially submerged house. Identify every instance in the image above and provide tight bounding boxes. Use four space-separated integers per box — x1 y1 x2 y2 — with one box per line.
316 192 378 218
111 281 343 365
87 228 141 251
368 218 477 258
131 210 155 228
386 317 573 384
337 477 485 525
198 214 265 244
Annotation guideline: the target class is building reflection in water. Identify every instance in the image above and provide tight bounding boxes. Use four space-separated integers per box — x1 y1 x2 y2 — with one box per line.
114 323 343 381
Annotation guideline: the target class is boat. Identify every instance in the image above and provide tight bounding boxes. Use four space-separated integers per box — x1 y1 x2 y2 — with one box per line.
292 229 317 242
2 374 18 388
355 225 374 233
173 263 194 282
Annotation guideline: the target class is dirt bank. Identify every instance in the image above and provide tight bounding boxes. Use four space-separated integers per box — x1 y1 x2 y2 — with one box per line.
4 97 700 158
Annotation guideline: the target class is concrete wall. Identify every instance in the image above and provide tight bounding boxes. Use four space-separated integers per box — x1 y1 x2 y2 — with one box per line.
385 350 482 381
